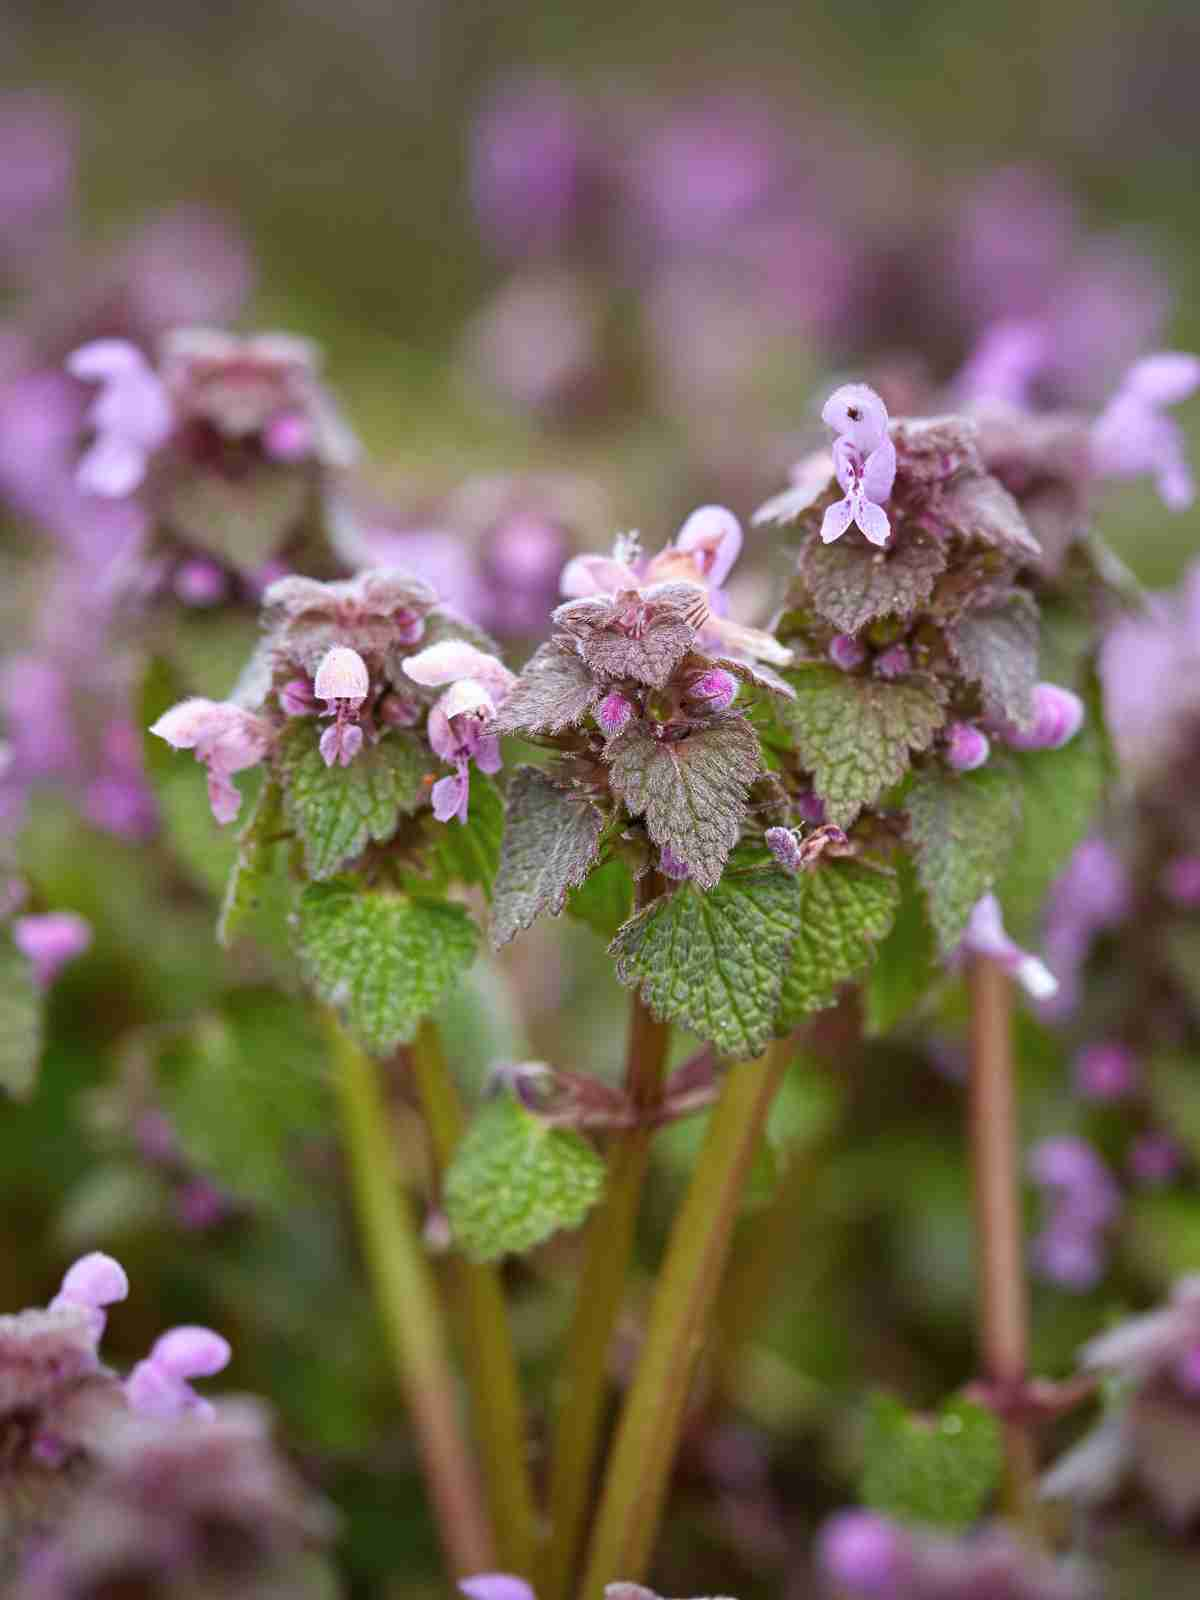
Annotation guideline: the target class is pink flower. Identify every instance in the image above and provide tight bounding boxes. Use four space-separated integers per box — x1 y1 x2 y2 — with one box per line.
66 339 173 497
402 640 516 824
959 894 1058 1001
149 698 272 824
829 634 866 671
597 691 635 737
1092 351 1200 510
995 682 1084 751
819 382 896 547
125 1325 231 1421
944 722 991 772
1074 1041 1139 1102
49 1251 129 1345
13 912 91 986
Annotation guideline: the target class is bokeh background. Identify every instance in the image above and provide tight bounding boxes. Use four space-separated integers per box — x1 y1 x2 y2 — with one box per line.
3 1 1200 1594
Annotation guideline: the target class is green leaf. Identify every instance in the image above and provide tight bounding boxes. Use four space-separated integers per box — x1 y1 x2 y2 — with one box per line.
995 717 1108 944
609 868 803 1058
425 772 504 898
948 592 1039 727
491 641 599 736
218 778 285 948
156 765 243 898
277 720 428 881
905 764 1023 954
567 856 634 941
864 857 940 1036
444 1093 606 1261
155 989 331 1211
295 879 478 1053
798 526 947 634
782 665 946 828
607 716 762 889
860 1393 1003 1530
776 861 900 1031
0 931 43 1099
491 767 604 948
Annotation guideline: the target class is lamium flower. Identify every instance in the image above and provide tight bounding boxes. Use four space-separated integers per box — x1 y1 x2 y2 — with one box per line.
683 667 737 711
829 633 867 671
559 506 791 668
818 382 896 547
402 640 516 823
765 826 804 873
1073 1040 1139 1102
1129 1133 1182 1187
66 339 174 497
1028 1136 1120 1292
48 1252 129 1346
817 1509 911 1596
597 691 635 737
958 894 1058 1001
1092 352 1200 510
125 1326 232 1421
995 682 1084 751
13 911 91 987
313 645 371 768
149 698 272 823
658 844 691 881
874 644 912 681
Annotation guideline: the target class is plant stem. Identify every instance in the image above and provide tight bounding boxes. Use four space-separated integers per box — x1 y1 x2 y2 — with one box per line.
579 1040 792 1597
966 955 1039 1528
323 1008 495 1577
408 1020 539 1578
541 885 671 1600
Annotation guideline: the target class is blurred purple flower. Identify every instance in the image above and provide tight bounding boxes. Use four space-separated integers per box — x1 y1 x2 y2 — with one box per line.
66 339 174 497
472 77 599 260
1092 352 1200 510
125 1326 231 1421
944 722 990 772
817 1509 910 1596
1073 1041 1139 1102
1162 855 1200 908
995 682 1084 751
13 912 91 988
958 894 1058 1002
1129 1133 1182 1187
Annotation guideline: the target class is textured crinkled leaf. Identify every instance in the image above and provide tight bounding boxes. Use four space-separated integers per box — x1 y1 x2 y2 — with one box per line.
218 778 284 948
163 463 312 570
947 592 1039 727
932 470 1041 559
0 932 43 1098
567 856 634 940
295 880 478 1053
905 765 1023 954
554 583 707 689
782 666 946 828
860 1393 1003 1531
864 857 940 1036
891 416 980 486
444 1093 606 1261
607 716 761 889
775 861 899 1031
490 641 599 735
264 571 440 676
491 767 604 947
798 526 947 634
996 716 1107 943
609 868 803 1057
710 655 796 699
425 771 504 897
154 989 330 1211
277 720 428 880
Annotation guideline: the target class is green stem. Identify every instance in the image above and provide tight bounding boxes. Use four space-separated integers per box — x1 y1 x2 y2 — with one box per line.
408 1020 539 1578
323 1008 495 1577
579 1040 792 1597
540 985 671 1600
966 955 1040 1531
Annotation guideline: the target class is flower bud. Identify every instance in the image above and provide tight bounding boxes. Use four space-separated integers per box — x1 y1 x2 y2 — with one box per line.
874 643 912 680
13 911 91 987
944 721 990 772
597 691 635 737
262 409 313 462
279 677 317 717
658 845 691 881
313 645 369 707
684 667 737 711
173 557 227 607
765 826 803 872
1000 682 1084 751
796 789 826 825
829 633 866 671
1074 1041 1138 1102
817 1509 909 1596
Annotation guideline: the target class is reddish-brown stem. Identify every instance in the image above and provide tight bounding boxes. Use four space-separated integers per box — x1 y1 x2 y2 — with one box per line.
967 954 1039 1528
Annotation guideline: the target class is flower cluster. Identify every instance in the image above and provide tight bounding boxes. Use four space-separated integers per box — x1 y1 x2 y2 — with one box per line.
817 1512 1086 1599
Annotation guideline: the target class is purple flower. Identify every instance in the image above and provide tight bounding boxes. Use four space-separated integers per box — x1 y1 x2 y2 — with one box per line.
817 1510 911 1597
955 317 1049 409
459 1577 536 1600
279 677 318 718
66 339 173 497
829 633 867 671
1092 351 1200 510
149 698 272 824
944 722 990 772
13 912 91 987
996 682 1084 751
1163 855 1200 908
1029 1135 1120 1292
1073 1041 1138 1102
313 646 370 708
683 667 737 711
1128 1133 1182 1187
819 383 896 547
125 1325 231 1421
402 640 516 824
48 1252 129 1345
959 894 1058 1001
471 77 596 259
874 644 912 681
172 557 227 607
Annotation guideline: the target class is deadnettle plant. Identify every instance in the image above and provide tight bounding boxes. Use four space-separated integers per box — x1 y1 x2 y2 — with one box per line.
67 327 358 595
